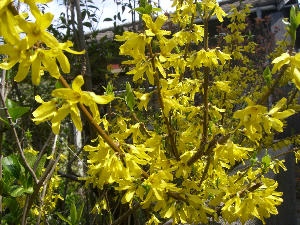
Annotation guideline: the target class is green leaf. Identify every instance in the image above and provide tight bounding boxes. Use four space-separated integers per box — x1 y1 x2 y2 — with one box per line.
35 154 47 179
262 150 271 172
2 155 21 180
152 7 162 12
81 10 86 21
196 2 202 15
140 0 147 8
3 197 20 217
70 203 77 225
55 81 64 89
9 185 25 197
144 5 152 14
0 170 15 196
132 7 145 15
295 12 300 28
117 12 121 21
2 213 15 223
24 152 37 170
103 17 113 22
24 187 33 194
5 99 17 109
8 107 30 122
125 82 135 111
250 151 258 167
263 66 272 87
92 30 99 38
290 6 296 27
83 22 92 27
57 212 72 225
76 203 84 224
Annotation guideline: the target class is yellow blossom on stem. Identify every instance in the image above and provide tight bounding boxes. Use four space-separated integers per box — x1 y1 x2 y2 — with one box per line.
33 76 114 134
142 14 171 36
134 91 150 111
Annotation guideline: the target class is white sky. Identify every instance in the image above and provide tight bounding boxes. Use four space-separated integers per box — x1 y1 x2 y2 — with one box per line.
44 0 176 32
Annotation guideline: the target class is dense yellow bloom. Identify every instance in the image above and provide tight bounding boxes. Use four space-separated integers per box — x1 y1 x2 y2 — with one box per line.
116 32 151 60
0 43 58 85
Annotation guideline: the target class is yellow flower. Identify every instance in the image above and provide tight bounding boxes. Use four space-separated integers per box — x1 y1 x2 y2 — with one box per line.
202 0 226 22
0 40 84 85
233 98 267 141
33 76 114 134
32 95 58 124
16 0 58 48
51 75 114 125
134 91 150 111
262 98 295 134
24 148 39 155
142 14 171 36
116 31 151 60
54 41 85 74
271 53 290 74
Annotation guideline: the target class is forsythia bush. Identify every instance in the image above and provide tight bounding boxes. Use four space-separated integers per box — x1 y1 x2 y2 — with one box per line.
1 0 300 224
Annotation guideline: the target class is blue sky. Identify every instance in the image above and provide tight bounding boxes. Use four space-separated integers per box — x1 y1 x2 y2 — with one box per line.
43 0 175 31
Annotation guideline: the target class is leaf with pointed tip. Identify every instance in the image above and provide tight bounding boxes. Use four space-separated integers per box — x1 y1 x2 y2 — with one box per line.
2 155 21 180
57 213 72 225
9 185 25 197
70 203 77 225
76 203 84 224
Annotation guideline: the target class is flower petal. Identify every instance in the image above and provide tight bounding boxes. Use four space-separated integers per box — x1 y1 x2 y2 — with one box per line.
89 92 114 104
72 75 84 93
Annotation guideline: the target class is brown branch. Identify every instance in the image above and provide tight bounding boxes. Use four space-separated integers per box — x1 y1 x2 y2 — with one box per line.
57 170 80 182
187 133 231 167
271 147 300 160
110 203 140 225
133 114 151 138
287 88 298 108
58 76 123 155
21 159 55 225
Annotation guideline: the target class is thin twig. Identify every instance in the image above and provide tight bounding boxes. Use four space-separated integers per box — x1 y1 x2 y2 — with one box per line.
33 132 55 172
57 170 80 182
287 88 298 108
198 155 211 187
69 135 89 166
132 114 151 138
21 159 55 225
35 182 48 225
